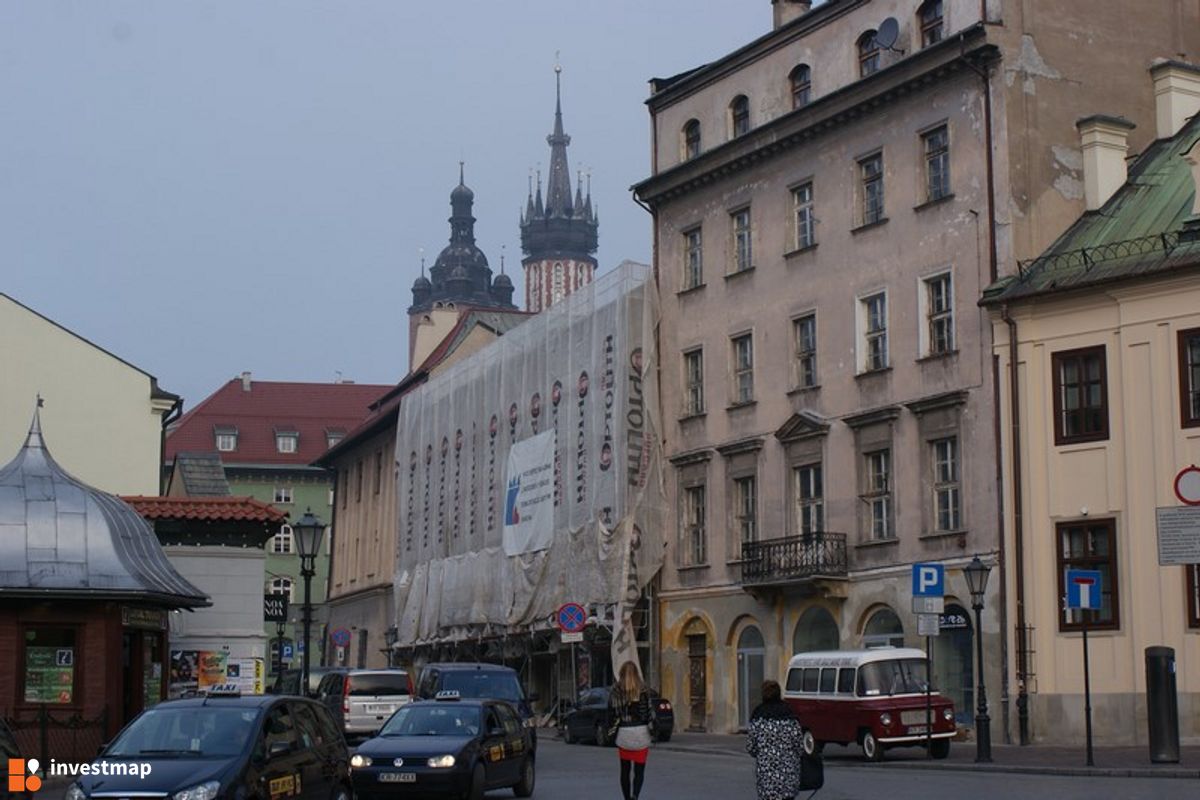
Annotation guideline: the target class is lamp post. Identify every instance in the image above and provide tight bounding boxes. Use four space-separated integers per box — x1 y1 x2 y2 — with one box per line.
964 555 992 763
292 508 326 696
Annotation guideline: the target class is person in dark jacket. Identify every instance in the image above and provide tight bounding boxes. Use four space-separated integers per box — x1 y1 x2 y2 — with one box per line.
609 660 653 800
746 679 804 800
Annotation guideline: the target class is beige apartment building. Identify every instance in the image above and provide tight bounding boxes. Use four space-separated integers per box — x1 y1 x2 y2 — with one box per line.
983 63 1200 744
633 0 1199 740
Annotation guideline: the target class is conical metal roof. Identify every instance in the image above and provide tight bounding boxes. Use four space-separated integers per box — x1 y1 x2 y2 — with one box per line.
0 407 209 607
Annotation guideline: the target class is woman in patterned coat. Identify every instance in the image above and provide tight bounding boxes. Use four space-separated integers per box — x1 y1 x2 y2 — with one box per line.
746 679 804 800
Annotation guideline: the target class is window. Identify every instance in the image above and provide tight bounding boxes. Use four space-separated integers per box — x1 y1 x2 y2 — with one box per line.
793 314 817 389
732 334 754 404
552 262 565 304
925 273 954 355
730 95 750 137
792 182 815 250
731 208 752 272
864 449 892 540
684 349 705 416
274 486 293 504
373 450 383 495
862 607 904 648
733 475 757 544
272 525 294 554
276 433 298 454
931 437 961 531
1052 346 1109 444
790 64 812 108
858 30 880 76
862 293 888 371
919 1 945 47
22 627 76 704
923 125 950 202
858 152 884 225
269 576 294 602
794 463 823 535
1188 565 1200 629
683 485 707 565
1057 520 1119 630
215 429 237 452
1179 328 1200 427
683 119 701 160
326 431 344 449
683 227 703 289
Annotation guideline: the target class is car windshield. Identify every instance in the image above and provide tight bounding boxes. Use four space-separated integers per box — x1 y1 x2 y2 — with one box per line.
349 673 410 696
380 705 481 737
105 706 259 758
440 672 523 702
857 659 931 697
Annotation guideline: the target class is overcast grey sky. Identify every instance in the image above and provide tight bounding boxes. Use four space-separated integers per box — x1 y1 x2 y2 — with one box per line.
2 1 771 407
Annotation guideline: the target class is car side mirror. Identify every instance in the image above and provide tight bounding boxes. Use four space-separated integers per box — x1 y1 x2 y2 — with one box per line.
268 740 293 760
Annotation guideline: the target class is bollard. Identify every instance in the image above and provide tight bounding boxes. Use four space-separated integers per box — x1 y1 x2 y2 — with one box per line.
1144 646 1180 763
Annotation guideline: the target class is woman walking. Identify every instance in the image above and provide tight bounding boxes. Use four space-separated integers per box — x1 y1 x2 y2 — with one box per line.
746 680 804 800
609 660 653 800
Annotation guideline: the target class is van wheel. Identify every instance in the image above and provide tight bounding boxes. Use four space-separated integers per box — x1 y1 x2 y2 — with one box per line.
802 729 821 755
930 738 950 759
513 757 535 797
861 730 884 762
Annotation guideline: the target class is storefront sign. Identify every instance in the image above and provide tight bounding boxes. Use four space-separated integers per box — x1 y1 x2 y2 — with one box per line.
264 594 289 623
122 607 167 630
24 647 74 704
938 612 970 629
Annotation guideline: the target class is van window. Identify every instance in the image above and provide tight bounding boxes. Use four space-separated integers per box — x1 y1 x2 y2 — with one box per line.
785 668 803 692
801 668 819 693
348 673 410 696
441 670 524 702
837 667 856 694
819 668 836 693
857 658 930 697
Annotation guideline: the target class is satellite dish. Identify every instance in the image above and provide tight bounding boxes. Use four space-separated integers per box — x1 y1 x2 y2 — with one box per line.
876 17 900 50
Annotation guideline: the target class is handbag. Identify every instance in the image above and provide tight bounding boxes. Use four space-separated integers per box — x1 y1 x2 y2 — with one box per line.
799 750 824 793
615 723 652 750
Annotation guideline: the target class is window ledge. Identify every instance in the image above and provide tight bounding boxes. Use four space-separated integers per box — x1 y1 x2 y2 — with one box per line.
784 244 819 260
676 563 711 573
913 193 955 212
725 266 756 280
920 529 968 541
787 384 821 397
1057 626 1121 637
855 537 900 549
854 366 892 380
916 350 959 363
1054 434 1111 449
726 400 758 412
851 217 890 234
678 411 708 423
677 282 707 297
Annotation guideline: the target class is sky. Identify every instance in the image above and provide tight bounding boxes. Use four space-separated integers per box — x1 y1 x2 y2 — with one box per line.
1 1 771 408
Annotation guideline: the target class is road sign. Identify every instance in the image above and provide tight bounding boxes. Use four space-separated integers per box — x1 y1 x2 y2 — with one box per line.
330 627 352 647
282 643 294 660
1174 465 1200 505
1066 569 1103 610
264 594 289 623
912 596 945 614
557 602 587 634
561 631 584 643
912 563 945 597
918 614 941 636
1156 506 1200 565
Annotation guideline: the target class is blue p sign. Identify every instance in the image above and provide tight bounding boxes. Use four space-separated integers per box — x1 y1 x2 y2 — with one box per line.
912 563 945 597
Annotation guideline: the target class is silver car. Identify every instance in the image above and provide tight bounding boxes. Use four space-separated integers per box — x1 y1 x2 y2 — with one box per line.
318 668 413 739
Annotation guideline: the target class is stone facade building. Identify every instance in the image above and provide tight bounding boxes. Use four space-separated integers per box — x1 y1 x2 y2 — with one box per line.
633 0 1199 739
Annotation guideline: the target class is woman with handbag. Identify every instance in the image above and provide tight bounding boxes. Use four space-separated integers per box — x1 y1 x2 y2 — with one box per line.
746 679 807 800
609 660 653 800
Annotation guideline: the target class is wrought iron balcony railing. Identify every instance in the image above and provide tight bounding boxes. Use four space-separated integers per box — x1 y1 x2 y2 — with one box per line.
740 532 848 586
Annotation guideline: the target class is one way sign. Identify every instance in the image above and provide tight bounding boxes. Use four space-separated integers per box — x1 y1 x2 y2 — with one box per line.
1066 569 1103 610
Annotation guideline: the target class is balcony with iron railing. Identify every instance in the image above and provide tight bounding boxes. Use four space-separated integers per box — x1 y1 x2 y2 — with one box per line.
740 532 848 588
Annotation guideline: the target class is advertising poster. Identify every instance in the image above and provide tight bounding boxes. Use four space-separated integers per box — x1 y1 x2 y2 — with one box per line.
225 658 265 695
197 651 229 689
502 430 556 555
24 646 74 704
169 650 199 698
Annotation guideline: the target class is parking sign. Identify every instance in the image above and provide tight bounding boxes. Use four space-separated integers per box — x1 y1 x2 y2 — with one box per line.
912 562 945 597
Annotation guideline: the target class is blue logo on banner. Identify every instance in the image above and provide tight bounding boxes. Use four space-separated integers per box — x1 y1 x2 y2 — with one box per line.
504 476 521 525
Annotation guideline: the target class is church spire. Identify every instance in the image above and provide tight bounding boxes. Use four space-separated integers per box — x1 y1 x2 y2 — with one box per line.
544 60 573 217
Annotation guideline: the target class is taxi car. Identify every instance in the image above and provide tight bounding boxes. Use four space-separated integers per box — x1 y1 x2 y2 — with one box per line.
63 685 351 800
350 691 535 800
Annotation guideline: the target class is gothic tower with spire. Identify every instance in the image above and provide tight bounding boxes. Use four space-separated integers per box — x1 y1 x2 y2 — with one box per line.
520 65 598 313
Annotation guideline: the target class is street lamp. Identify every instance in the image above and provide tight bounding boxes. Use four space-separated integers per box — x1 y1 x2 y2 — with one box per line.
964 555 992 763
292 508 326 695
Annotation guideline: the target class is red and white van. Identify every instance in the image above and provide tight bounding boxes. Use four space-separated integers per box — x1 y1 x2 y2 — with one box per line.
783 648 955 761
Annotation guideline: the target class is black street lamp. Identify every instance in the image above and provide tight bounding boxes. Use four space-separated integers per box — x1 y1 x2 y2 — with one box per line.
292 508 326 695
964 555 993 763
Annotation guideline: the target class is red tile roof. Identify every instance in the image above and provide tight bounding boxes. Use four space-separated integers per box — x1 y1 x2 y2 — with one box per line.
165 379 392 466
122 496 288 523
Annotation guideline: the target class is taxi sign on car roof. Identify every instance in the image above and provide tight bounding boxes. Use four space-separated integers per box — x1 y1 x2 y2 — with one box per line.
204 683 243 697
435 690 461 701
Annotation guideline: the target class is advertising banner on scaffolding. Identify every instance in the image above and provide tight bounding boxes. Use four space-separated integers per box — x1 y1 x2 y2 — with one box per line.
394 261 664 665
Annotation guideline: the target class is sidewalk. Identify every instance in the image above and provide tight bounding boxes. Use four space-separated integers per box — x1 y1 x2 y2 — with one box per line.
652 732 1200 779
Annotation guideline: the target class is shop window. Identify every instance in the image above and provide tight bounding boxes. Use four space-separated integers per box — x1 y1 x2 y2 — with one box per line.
23 627 76 704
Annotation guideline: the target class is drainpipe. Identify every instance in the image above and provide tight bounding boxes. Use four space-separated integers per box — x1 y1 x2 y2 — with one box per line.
323 465 340 668
991 353 1011 744
159 395 183 496
1001 305 1029 745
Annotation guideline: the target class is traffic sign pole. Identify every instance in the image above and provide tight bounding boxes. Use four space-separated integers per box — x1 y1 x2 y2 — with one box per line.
1083 611 1094 767
926 636 933 759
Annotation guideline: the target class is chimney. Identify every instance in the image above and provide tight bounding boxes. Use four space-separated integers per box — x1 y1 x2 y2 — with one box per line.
772 0 812 30
1076 115 1135 212
240 371 252 391
1150 60 1200 140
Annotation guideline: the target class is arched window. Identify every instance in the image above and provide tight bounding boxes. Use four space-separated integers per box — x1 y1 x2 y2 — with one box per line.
736 626 765 728
790 64 812 109
268 576 294 602
919 0 944 47
862 606 904 648
730 95 750 137
272 524 293 555
552 262 565 304
858 30 880 77
683 119 701 160
793 606 839 653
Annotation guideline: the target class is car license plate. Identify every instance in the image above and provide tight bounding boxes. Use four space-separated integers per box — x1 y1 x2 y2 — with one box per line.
908 725 928 734
378 772 416 783
367 704 393 715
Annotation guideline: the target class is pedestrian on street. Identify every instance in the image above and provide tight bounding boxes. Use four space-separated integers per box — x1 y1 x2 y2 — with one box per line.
746 679 804 800
609 660 653 800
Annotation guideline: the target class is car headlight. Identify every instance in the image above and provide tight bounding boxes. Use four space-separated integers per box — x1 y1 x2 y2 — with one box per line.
943 707 955 722
65 783 86 800
172 782 221 800
350 754 373 768
426 754 456 768
879 713 893 726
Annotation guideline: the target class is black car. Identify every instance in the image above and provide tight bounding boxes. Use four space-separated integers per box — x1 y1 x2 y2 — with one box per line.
562 686 674 745
350 693 534 800
269 666 335 698
415 663 537 747
64 687 351 800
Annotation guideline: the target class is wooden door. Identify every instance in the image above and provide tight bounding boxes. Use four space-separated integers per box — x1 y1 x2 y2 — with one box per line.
687 634 707 731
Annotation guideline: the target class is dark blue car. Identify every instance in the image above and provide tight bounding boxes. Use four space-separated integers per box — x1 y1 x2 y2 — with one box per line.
414 663 538 749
